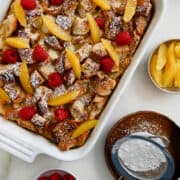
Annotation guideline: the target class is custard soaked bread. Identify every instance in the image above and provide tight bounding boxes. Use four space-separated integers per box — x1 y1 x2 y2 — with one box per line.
0 0 152 151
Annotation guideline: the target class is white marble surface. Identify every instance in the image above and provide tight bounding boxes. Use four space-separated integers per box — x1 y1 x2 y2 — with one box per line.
1 1 180 180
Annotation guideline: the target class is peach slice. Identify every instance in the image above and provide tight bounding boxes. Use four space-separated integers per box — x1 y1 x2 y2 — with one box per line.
71 120 98 139
163 65 177 88
48 91 79 106
42 15 72 41
5 37 29 49
86 13 101 43
174 68 180 88
0 88 10 103
66 49 81 79
156 43 168 70
92 0 111 10
175 42 180 58
13 0 27 27
163 42 177 87
20 61 34 95
123 0 137 23
150 54 163 87
101 39 119 67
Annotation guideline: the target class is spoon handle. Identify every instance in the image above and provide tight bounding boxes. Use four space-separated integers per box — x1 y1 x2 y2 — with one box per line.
118 176 123 180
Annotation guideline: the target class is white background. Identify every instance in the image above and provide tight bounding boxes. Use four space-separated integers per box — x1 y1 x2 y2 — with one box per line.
0 0 180 180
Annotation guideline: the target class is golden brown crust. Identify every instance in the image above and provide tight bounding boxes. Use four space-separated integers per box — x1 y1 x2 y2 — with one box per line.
0 0 153 151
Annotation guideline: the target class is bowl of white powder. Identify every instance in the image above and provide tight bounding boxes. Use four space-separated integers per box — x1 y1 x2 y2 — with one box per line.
105 111 180 179
111 134 175 180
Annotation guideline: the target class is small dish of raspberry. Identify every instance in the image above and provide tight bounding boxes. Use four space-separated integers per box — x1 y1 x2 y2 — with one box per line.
36 169 76 180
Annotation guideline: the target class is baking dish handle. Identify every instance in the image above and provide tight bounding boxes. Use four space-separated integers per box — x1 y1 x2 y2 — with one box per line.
0 131 39 163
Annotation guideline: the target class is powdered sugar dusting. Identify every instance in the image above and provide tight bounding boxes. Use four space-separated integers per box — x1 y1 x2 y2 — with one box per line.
132 132 169 147
122 118 164 135
118 138 167 178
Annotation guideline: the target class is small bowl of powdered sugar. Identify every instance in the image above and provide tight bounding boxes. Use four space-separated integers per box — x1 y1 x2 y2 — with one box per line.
111 134 175 180
104 111 180 180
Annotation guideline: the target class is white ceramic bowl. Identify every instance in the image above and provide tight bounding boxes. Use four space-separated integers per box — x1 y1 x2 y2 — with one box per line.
0 0 167 162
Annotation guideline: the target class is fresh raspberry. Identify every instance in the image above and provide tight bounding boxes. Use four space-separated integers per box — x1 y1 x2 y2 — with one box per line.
48 72 63 88
49 0 64 5
100 57 114 73
33 45 48 62
95 17 104 29
19 107 36 121
21 0 36 10
50 173 62 180
2 49 19 64
115 32 132 45
38 177 49 180
63 174 75 180
55 108 69 122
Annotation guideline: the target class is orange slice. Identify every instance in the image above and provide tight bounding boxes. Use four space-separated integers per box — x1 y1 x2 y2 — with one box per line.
13 0 27 27
123 0 137 23
20 61 34 95
156 43 168 70
101 39 119 67
92 0 111 10
42 15 72 41
150 54 163 87
66 49 81 79
163 42 177 87
175 42 180 58
5 37 29 49
0 88 10 103
87 13 101 43
174 67 180 88
71 120 98 139
48 91 79 106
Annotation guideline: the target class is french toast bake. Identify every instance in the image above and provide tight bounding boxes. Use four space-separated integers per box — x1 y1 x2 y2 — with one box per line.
0 0 152 151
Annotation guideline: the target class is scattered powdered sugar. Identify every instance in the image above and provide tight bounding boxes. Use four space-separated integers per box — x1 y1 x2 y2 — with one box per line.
30 70 44 88
56 15 73 30
4 84 19 101
118 138 167 175
53 85 67 97
18 48 34 64
109 16 121 38
2 71 15 82
31 75 40 88
31 114 47 129
132 132 169 147
121 119 164 135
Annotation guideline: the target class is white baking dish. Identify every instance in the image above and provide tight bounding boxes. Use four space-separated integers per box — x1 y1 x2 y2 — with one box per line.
0 0 167 162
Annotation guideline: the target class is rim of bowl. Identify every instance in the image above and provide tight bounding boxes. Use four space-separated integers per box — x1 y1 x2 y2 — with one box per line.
34 168 78 180
148 39 180 94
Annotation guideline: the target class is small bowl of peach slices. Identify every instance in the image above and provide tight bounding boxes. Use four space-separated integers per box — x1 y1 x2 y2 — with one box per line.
148 39 180 93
